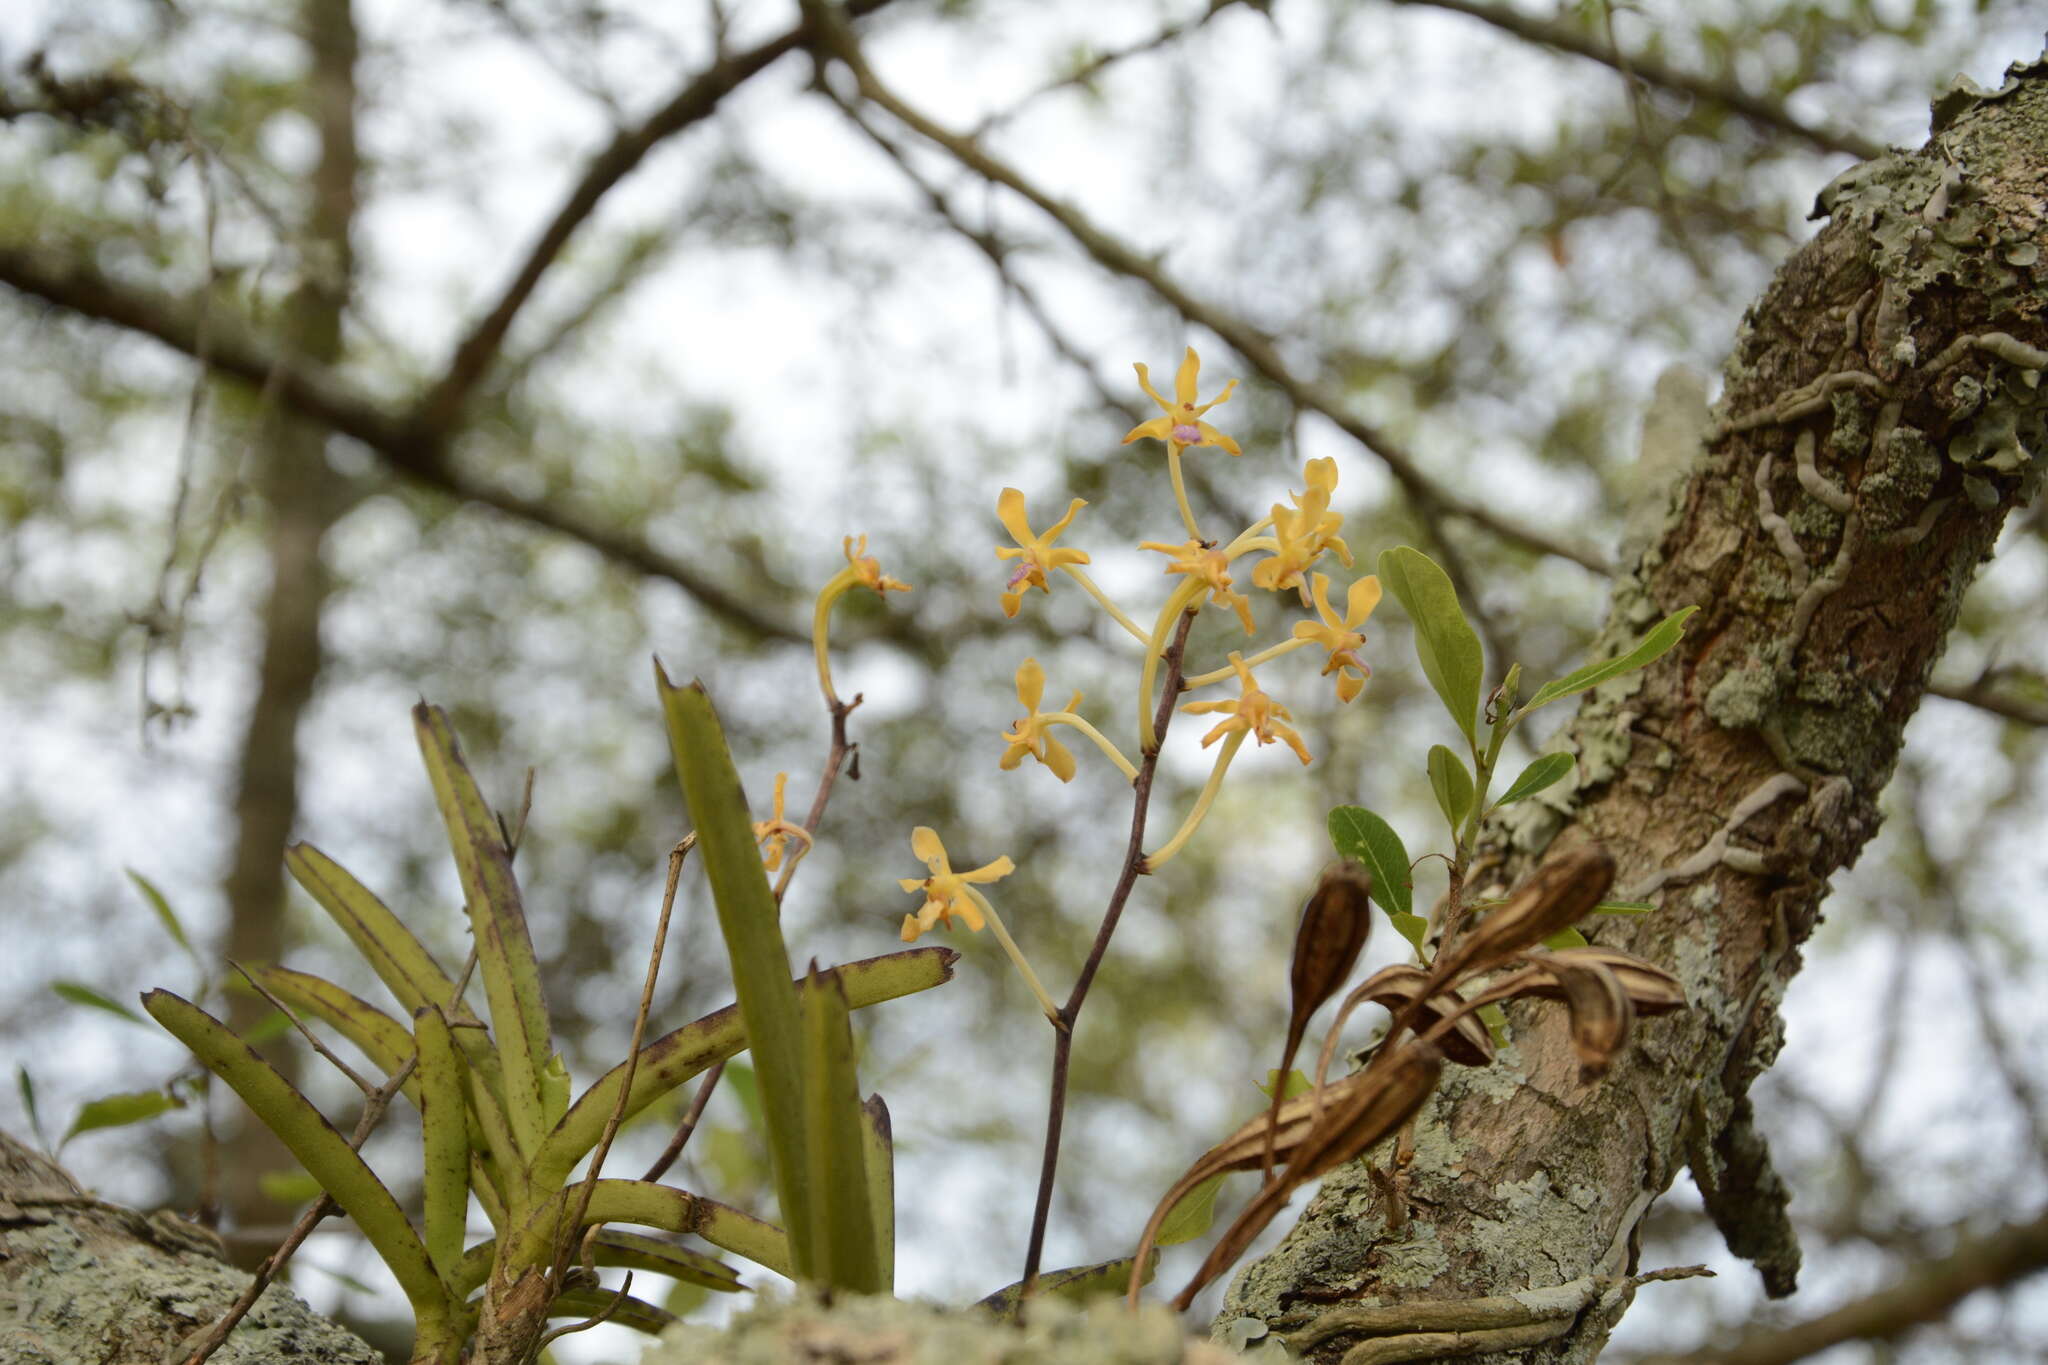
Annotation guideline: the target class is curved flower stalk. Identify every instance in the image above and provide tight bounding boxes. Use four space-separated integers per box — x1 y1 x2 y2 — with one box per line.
1000 659 1136 783
814 535 911 705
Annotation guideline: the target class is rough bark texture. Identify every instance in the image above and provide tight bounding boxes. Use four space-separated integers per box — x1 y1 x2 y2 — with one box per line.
215 0 358 1242
0 1132 381 1364
1220 55 2048 1364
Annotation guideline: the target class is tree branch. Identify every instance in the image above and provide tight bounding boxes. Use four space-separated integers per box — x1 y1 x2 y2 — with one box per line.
418 0 900 431
802 3 1612 578
1387 0 1883 161
1639 1208 2048 1365
0 242 805 643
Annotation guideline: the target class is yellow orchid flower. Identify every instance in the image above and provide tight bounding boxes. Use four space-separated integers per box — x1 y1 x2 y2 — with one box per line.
994 489 1091 618
1293 572 1382 704
1252 457 1352 604
751 771 813 873
1000 658 1083 782
1181 651 1312 765
842 534 912 597
1121 347 1242 455
1139 537 1256 635
898 826 1015 941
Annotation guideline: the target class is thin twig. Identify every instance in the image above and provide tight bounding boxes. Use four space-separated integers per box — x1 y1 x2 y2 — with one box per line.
1387 0 1882 161
1020 607 1198 1294
639 1059 725 1184
228 960 373 1096
549 836 691 1295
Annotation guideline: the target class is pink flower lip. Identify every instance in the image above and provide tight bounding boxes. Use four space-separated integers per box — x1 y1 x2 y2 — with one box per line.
1006 563 1033 589
1171 423 1202 444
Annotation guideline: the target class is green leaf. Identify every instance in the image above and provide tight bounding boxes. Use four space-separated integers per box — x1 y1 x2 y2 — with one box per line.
531 946 957 1193
142 989 455 1328
975 1253 1157 1320
1593 900 1658 916
1378 547 1485 743
1526 606 1699 711
1542 926 1590 949
1497 752 1575 806
1256 1069 1311 1103
1427 745 1474 831
258 1169 326 1206
52 980 146 1026
657 667 812 1279
1478 1002 1510 1047
1328 806 1412 917
412 1005 469 1279
497 1179 789 1284
860 1096 894 1295
587 1230 744 1293
62 1089 181 1144
414 703 553 1159
17 1066 48 1151
126 870 201 970
1389 912 1430 953
1154 1170 1227 1247
798 966 881 1294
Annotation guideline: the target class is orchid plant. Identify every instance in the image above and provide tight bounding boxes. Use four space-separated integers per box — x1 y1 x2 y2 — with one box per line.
121 345 1697 1363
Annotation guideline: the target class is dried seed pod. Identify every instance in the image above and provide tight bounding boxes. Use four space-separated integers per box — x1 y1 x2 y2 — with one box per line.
1437 845 1616 981
1542 957 1636 1079
1347 964 1494 1066
1525 947 1687 1016
1169 1044 1443 1310
1263 862 1374 1173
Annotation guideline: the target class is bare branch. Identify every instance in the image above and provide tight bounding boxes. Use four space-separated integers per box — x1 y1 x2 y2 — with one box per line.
1387 0 1883 161
1929 675 2048 727
1639 1208 2048 1365
0 243 805 643
803 4 1612 577
418 0 901 430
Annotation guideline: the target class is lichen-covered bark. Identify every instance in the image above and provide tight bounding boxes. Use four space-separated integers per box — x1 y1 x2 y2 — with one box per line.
1221 55 2048 1363
0 1132 381 1364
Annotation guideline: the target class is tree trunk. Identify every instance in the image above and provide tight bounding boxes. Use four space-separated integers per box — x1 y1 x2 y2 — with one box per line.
0 1132 381 1364
1221 54 2048 1364
215 0 359 1244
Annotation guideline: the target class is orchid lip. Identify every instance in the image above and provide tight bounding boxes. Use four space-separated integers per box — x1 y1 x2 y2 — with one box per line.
1006 563 1033 589
1171 424 1202 443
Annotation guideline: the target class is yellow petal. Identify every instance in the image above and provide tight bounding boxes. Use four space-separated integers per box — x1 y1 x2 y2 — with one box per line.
953 895 986 933
999 739 1029 771
1045 734 1077 783
1043 497 1087 540
1304 457 1337 493
963 855 1015 884
1121 416 1175 446
997 488 1034 546
1175 347 1201 406
1015 657 1046 712
1133 362 1172 414
1196 421 1241 456
910 826 947 871
1345 575 1383 626
1001 590 1023 618
1336 673 1364 704
900 915 923 943
898 877 927 894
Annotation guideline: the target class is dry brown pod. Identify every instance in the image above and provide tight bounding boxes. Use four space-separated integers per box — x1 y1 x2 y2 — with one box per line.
1263 861 1374 1173
1434 844 1616 981
1521 946 1687 1016
1342 964 1494 1067
1534 956 1636 1078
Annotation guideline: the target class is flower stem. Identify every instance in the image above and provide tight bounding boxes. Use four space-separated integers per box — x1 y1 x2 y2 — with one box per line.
812 566 860 706
1043 712 1138 781
1142 730 1245 870
1139 580 1205 752
1167 446 1200 540
1222 516 1276 557
964 887 1063 1030
1183 637 1309 688
1060 565 1148 643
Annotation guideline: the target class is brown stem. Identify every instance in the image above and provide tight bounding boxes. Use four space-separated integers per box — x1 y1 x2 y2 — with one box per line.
1020 608 1198 1294
639 1059 725 1184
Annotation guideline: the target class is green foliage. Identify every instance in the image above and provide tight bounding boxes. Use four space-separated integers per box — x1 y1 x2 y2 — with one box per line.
61 1088 183 1146
1524 606 1700 711
1497 752 1576 806
1427 744 1475 830
1377 546 1485 744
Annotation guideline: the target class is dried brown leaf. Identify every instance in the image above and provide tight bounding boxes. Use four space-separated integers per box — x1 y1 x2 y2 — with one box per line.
1522 947 1687 1016
1437 845 1616 981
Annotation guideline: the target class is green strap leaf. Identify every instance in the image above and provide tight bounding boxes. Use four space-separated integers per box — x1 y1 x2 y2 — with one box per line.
52 981 145 1026
1496 752 1576 807
503 1178 790 1283
62 1089 181 1145
1593 899 1658 916
799 965 881 1293
579 1229 745 1293
17 1066 48 1151
414 704 553 1159
413 1005 469 1279
1378 546 1485 743
533 947 955 1191
975 1254 1158 1320
1542 926 1590 950
1426 745 1474 831
142 990 453 1325
656 666 811 1279
1328 806 1412 917
1525 605 1699 711
860 1095 894 1296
